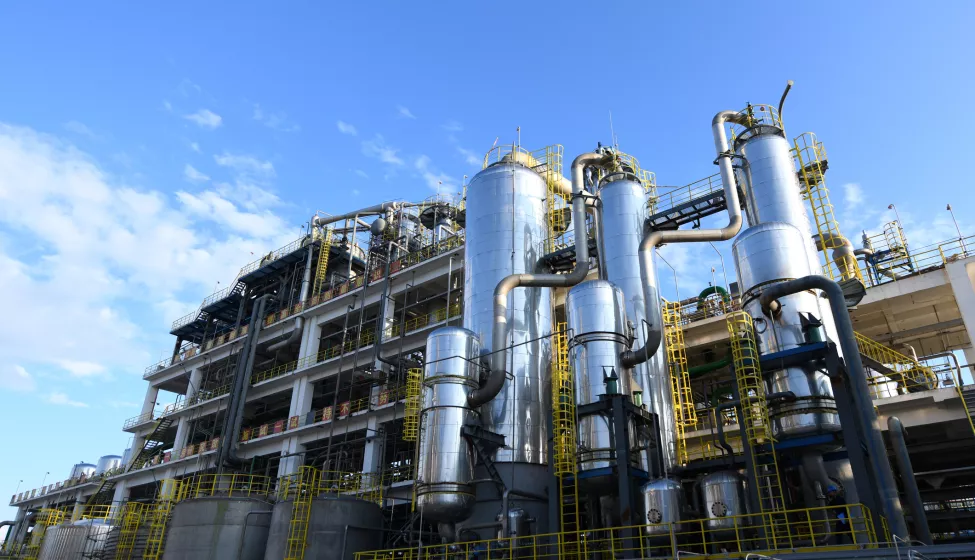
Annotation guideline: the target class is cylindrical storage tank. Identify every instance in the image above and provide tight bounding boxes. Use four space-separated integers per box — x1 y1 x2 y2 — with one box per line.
597 174 675 471
463 161 551 464
566 280 637 476
161 497 271 560
38 521 113 560
415 327 481 522
699 471 747 534
733 222 840 437
641 478 686 537
70 463 96 479
95 455 122 475
264 495 383 560
394 211 423 255
121 448 132 467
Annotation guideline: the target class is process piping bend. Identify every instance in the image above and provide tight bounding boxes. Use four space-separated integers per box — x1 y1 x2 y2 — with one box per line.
468 152 610 408
621 110 745 368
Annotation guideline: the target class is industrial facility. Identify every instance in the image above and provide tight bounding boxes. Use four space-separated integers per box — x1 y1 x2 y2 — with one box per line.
4 88 975 559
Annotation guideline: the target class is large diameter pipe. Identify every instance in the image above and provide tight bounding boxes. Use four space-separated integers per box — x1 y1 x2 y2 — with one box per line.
223 294 272 468
468 152 609 407
758 275 909 539
621 111 746 367
888 416 932 545
268 232 318 353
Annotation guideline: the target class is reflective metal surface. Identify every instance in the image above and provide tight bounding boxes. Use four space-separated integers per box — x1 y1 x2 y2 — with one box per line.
733 223 839 437
566 280 637 472
38 521 113 560
95 455 122 475
463 162 551 464
70 462 95 479
700 471 747 533
597 177 676 471
416 327 480 521
640 478 686 536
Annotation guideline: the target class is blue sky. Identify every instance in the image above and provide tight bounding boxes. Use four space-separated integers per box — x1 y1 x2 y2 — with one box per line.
1 1 973 524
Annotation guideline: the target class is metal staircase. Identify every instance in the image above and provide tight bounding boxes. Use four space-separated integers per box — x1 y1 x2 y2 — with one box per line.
402 368 422 442
663 301 696 466
726 312 792 549
127 417 173 471
285 466 319 560
142 480 179 560
113 502 149 560
646 174 727 230
792 133 865 284
311 226 334 297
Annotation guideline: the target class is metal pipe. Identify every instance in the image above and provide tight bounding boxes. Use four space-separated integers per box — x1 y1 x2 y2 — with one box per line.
758 275 909 539
777 80 794 120
919 351 963 387
313 201 416 229
224 294 272 469
715 400 741 465
468 152 610 407
888 416 932 545
235 510 272 560
621 110 745 368
373 240 410 368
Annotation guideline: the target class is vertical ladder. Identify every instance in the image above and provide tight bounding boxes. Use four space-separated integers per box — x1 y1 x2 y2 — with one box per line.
543 145 567 254
23 508 65 560
552 322 585 558
114 502 148 560
142 479 179 560
311 226 334 297
793 133 865 285
285 466 320 560
402 368 423 442
726 312 791 549
663 301 696 466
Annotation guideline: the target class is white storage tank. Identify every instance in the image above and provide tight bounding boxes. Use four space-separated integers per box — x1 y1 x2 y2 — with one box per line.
95 455 122 475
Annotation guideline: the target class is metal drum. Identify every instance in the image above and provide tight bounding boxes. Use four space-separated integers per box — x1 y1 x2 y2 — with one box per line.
733 222 840 437
597 174 675 471
161 497 271 560
566 280 637 477
37 521 112 560
415 327 481 522
95 455 122 475
70 463 96 479
264 495 383 560
641 478 686 537
463 161 551 465
699 471 747 535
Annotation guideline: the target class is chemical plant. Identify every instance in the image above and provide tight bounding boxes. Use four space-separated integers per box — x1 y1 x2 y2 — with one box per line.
4 87 975 560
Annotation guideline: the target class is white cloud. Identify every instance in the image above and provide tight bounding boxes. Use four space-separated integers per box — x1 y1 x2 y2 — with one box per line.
184 109 223 130
214 152 275 177
46 391 89 408
352 188 361 196
64 121 98 140
442 120 463 132
108 400 139 408
415 155 457 193
253 104 299 132
336 121 358 136
162 100 173 113
396 105 416 119
183 164 210 183
844 183 864 208
354 169 368 179
0 123 294 384
457 147 481 167
189 142 201 153
0 365 35 392
57 360 106 378
362 135 404 165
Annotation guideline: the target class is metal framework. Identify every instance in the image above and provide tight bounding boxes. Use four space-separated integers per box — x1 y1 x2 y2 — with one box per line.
401 368 422 442
142 479 179 560
113 502 149 560
663 300 695 466
285 466 320 560
23 508 65 560
550 322 584 558
311 226 334 296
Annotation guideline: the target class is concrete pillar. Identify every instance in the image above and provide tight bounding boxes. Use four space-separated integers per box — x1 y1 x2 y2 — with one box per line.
277 319 322 478
141 385 159 418
70 491 84 522
360 387 385 476
109 480 129 517
298 319 320 361
172 418 191 456
186 368 203 402
946 257 975 374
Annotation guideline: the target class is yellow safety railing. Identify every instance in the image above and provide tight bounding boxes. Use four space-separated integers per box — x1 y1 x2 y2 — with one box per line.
854 332 938 397
727 311 791 548
730 104 784 141
178 474 275 500
311 226 334 297
402 368 422 442
142 480 180 560
550 321 584 558
355 503 880 560
285 466 319 560
23 508 65 560
79 504 113 521
114 502 150 560
793 133 865 285
663 301 696 466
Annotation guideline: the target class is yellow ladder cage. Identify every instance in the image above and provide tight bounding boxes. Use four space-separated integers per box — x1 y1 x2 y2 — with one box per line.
402 368 423 442
662 300 697 466
552 321 586 558
142 479 180 560
726 311 792 549
311 226 334 296
114 502 150 560
284 466 320 560
23 508 65 560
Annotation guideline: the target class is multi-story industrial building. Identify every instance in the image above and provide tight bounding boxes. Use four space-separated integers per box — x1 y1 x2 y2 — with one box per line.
4 93 975 560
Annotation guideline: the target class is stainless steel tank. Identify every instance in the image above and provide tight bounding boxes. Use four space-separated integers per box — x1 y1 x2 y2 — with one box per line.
161 497 271 560
95 455 122 475
733 223 840 437
463 161 551 465
37 520 113 560
699 471 747 534
641 478 686 536
264 495 383 560
597 174 676 471
415 327 480 521
70 463 96 479
566 280 637 475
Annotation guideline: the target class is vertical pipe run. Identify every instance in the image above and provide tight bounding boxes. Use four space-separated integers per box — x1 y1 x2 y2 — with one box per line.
888 416 932 545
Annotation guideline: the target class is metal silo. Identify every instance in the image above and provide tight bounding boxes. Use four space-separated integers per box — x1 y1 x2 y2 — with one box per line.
731 106 840 438
597 172 676 471
463 159 551 466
